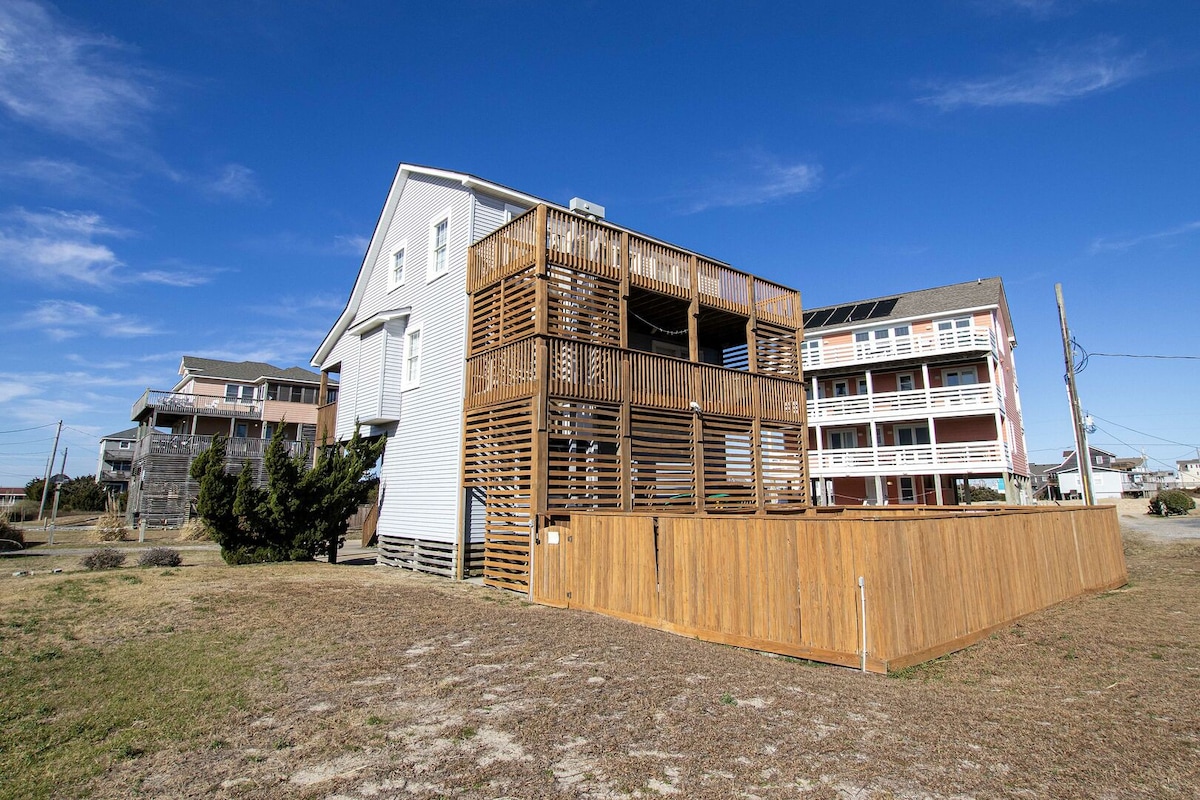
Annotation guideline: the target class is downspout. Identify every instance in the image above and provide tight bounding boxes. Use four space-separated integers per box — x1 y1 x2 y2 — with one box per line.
859 575 868 673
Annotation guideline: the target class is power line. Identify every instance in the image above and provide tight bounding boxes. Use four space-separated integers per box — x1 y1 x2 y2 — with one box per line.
0 422 59 435
1087 412 1199 450
0 437 55 447
63 425 100 441
1090 351 1200 361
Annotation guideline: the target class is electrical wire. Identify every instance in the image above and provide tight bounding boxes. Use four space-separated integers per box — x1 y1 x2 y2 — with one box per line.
0 437 54 447
1087 412 1199 450
1090 352 1200 361
0 422 58 435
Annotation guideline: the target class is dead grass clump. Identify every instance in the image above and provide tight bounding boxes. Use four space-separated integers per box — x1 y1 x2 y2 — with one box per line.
178 518 210 541
95 497 130 542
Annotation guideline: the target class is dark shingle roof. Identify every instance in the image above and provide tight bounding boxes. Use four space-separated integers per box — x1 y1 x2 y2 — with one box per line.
180 356 324 385
803 277 1008 332
101 427 140 441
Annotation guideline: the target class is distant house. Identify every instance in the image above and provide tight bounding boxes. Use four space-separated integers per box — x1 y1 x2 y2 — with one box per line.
127 356 338 526
1178 458 1200 490
800 278 1031 505
1029 462 1059 500
95 426 138 495
0 488 24 509
1047 446 1127 500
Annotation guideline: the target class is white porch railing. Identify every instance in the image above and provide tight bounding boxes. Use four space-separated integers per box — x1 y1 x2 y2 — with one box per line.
802 327 997 370
807 384 1001 422
809 441 1009 476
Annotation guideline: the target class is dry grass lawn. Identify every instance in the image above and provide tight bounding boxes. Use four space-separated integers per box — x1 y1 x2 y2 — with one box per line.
1 522 1198 799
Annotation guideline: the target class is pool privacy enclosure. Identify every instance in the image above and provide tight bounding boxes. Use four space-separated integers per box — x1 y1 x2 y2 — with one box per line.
463 205 809 591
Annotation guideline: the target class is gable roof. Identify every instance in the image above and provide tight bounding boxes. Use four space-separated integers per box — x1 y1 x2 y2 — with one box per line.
803 277 1015 343
1046 446 1120 474
176 356 324 389
101 426 140 441
311 163 549 367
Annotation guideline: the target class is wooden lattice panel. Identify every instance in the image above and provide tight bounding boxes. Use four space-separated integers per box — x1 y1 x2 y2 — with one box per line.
755 322 800 379
760 422 808 507
701 416 757 510
630 408 695 510
470 268 538 355
753 278 799 326
462 400 534 592
546 400 623 510
697 259 750 315
546 265 621 347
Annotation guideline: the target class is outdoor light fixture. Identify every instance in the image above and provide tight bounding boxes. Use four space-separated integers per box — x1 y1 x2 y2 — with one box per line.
689 401 702 413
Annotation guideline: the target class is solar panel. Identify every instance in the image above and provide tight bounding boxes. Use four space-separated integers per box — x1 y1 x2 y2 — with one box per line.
805 309 834 328
867 298 899 319
825 305 853 325
848 302 876 321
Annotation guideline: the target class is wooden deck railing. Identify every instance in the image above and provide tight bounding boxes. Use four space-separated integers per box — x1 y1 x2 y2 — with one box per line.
466 340 804 424
468 204 800 327
133 432 306 462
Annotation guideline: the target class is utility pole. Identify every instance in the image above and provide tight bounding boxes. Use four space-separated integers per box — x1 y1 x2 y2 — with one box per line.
1055 284 1095 505
37 420 63 521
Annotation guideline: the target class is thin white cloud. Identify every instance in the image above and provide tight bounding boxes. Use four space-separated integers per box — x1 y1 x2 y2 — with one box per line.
0 0 156 145
0 206 208 287
204 163 267 203
683 153 823 214
0 157 118 196
1090 220 1200 254
16 300 159 340
918 39 1143 110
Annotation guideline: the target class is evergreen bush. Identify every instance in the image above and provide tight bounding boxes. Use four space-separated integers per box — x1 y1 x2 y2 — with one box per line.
1148 489 1195 516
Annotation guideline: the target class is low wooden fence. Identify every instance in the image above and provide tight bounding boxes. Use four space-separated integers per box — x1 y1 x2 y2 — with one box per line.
531 506 1126 672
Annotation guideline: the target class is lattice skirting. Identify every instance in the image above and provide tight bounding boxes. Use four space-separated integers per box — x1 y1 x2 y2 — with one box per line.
377 535 485 578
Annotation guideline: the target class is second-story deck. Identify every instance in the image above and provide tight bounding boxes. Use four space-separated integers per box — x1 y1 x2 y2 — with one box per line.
802 327 997 371
132 389 262 422
132 432 307 463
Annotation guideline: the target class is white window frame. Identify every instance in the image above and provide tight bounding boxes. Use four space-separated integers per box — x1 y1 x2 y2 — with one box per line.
894 425 931 446
943 366 978 387
827 428 858 450
896 372 915 392
427 208 452 282
856 378 868 395
833 380 849 397
937 316 972 332
225 384 255 402
388 240 407 292
402 324 423 390
899 476 917 504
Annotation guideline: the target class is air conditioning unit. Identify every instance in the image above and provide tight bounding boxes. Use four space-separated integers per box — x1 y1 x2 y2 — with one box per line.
569 197 605 220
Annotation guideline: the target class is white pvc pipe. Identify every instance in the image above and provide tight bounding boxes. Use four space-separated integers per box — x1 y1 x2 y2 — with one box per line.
858 575 867 673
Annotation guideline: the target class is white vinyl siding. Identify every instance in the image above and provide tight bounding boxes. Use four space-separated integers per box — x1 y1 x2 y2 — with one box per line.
322 176 531 552
354 326 385 422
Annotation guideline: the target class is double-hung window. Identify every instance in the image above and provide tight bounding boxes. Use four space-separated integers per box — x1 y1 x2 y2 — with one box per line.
225 384 255 402
403 325 423 389
428 210 451 280
388 241 407 291
943 367 977 386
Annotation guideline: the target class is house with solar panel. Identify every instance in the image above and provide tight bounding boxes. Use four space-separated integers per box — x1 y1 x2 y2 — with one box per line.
801 278 1031 505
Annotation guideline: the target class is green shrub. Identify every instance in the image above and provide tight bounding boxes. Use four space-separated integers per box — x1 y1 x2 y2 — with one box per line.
138 548 182 568
81 548 126 570
221 546 291 565
1148 490 1195 516
0 515 24 551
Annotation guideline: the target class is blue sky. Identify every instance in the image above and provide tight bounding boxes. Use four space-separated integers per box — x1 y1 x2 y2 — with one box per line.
1 0 1198 485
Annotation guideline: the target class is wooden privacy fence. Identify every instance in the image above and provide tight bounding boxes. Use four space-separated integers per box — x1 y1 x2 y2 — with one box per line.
531 506 1127 673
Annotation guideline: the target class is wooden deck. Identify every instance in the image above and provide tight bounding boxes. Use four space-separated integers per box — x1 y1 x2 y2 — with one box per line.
531 505 1127 672
462 205 808 593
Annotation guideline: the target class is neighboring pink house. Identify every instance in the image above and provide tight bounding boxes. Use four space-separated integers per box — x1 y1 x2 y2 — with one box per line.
802 278 1030 505
127 357 338 526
